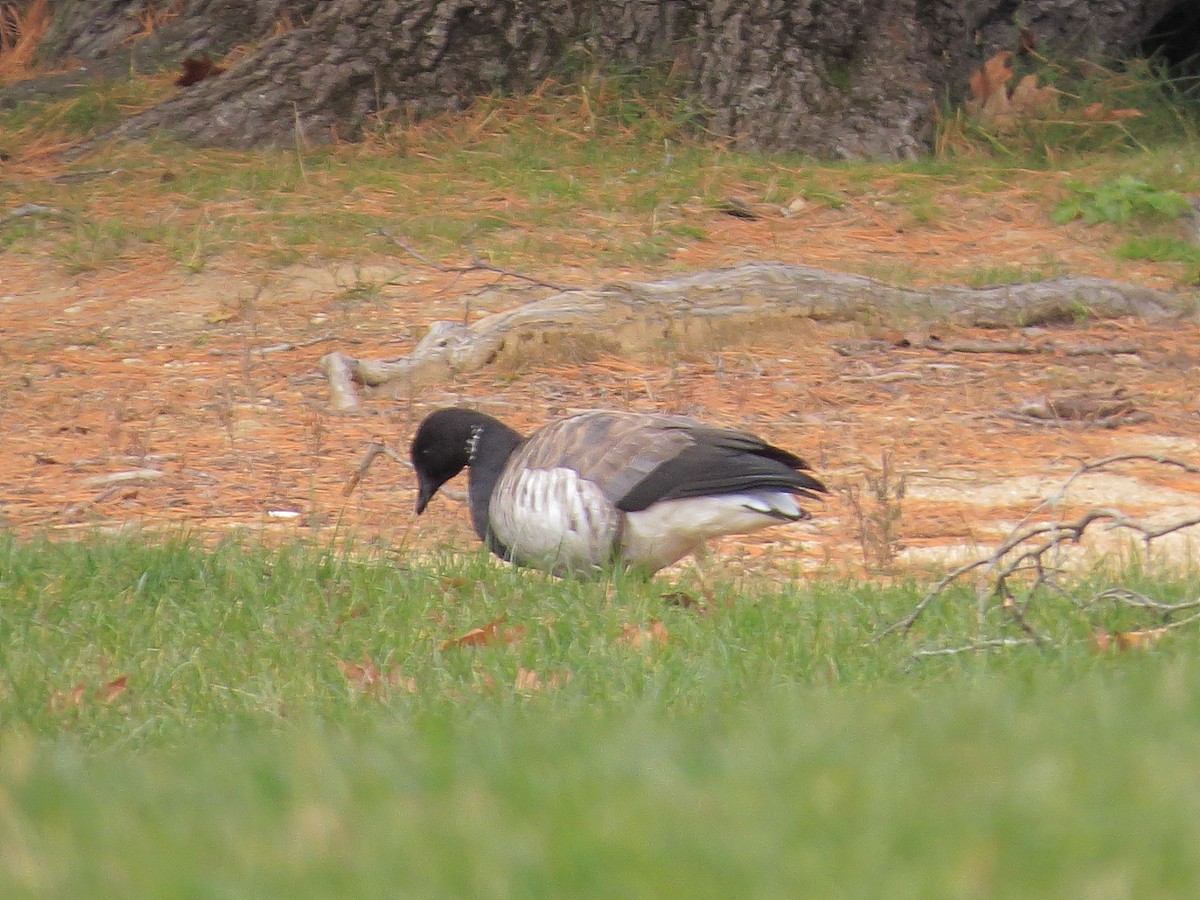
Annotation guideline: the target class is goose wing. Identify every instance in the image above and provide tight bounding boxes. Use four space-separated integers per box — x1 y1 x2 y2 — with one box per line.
501 411 825 511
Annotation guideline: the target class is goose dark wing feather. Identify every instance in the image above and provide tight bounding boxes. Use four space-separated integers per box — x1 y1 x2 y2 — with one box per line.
615 440 826 512
503 411 825 514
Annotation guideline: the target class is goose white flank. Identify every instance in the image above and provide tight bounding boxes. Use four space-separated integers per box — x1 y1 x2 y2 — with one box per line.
411 408 826 577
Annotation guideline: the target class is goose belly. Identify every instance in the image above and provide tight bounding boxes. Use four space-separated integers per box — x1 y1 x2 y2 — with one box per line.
621 492 808 572
488 468 621 574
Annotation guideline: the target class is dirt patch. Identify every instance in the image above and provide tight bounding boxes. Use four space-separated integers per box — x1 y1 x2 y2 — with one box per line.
2 231 1199 576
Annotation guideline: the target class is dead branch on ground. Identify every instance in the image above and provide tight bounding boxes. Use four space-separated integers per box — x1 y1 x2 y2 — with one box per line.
344 440 465 503
875 454 1200 655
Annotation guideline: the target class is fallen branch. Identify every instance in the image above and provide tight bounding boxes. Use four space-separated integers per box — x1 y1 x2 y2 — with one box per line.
79 469 164 488
911 638 1038 659
1002 390 1148 429
847 336 1142 356
1 203 72 228
838 371 924 383
318 262 1182 409
876 453 1200 646
344 441 408 497
344 439 465 503
378 229 579 293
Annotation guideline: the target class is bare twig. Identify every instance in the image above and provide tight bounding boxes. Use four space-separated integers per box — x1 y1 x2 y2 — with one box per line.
376 229 580 293
344 440 408 496
1088 587 1200 618
59 485 138 520
78 469 164 488
344 440 465 504
917 338 1040 354
838 371 924 383
1 203 71 228
875 453 1200 643
911 638 1038 659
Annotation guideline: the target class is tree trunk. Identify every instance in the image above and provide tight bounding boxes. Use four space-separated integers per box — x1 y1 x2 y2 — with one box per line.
39 0 326 62
103 0 587 149
41 0 1190 159
691 0 937 159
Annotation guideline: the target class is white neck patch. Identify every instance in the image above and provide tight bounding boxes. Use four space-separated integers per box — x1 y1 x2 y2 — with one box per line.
467 425 483 462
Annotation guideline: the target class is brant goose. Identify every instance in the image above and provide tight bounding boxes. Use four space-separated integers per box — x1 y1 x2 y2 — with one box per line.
411 408 826 577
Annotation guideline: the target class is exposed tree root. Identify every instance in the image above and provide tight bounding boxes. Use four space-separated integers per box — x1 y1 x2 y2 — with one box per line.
318 262 1184 411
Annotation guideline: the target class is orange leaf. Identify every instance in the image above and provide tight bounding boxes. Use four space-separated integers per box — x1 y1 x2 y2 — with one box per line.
389 673 418 693
1115 628 1167 651
1091 630 1112 652
440 616 525 651
99 675 128 705
515 668 569 692
337 655 381 687
1093 628 1168 652
966 51 1016 125
333 604 368 625
514 667 542 692
968 51 1013 103
1009 74 1058 116
48 682 87 711
337 654 415 694
616 620 670 650
1080 102 1142 122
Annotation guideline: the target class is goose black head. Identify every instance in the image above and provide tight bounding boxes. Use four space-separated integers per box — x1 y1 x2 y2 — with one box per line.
410 408 489 514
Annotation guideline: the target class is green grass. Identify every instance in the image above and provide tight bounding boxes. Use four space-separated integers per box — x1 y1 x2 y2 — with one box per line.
1117 235 1200 284
3 535 1200 896
940 55 1200 162
3 63 1197 277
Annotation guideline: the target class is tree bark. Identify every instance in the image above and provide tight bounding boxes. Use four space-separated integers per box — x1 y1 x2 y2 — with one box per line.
104 0 586 149
691 0 937 158
42 0 1189 159
39 0 326 62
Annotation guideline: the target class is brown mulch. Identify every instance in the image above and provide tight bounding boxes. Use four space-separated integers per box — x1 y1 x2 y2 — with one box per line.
2 210 1199 577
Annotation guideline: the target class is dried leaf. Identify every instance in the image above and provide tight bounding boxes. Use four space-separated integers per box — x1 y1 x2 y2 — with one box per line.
514 667 570 693
333 604 368 625
514 667 542 692
967 50 1013 120
389 673 418 693
1093 628 1169 652
99 675 128 705
440 616 525 651
661 589 716 616
1009 74 1057 116
48 682 87 711
968 51 1012 102
1115 628 1168 651
1080 102 1143 122
337 655 381 688
337 654 415 694
617 620 670 650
